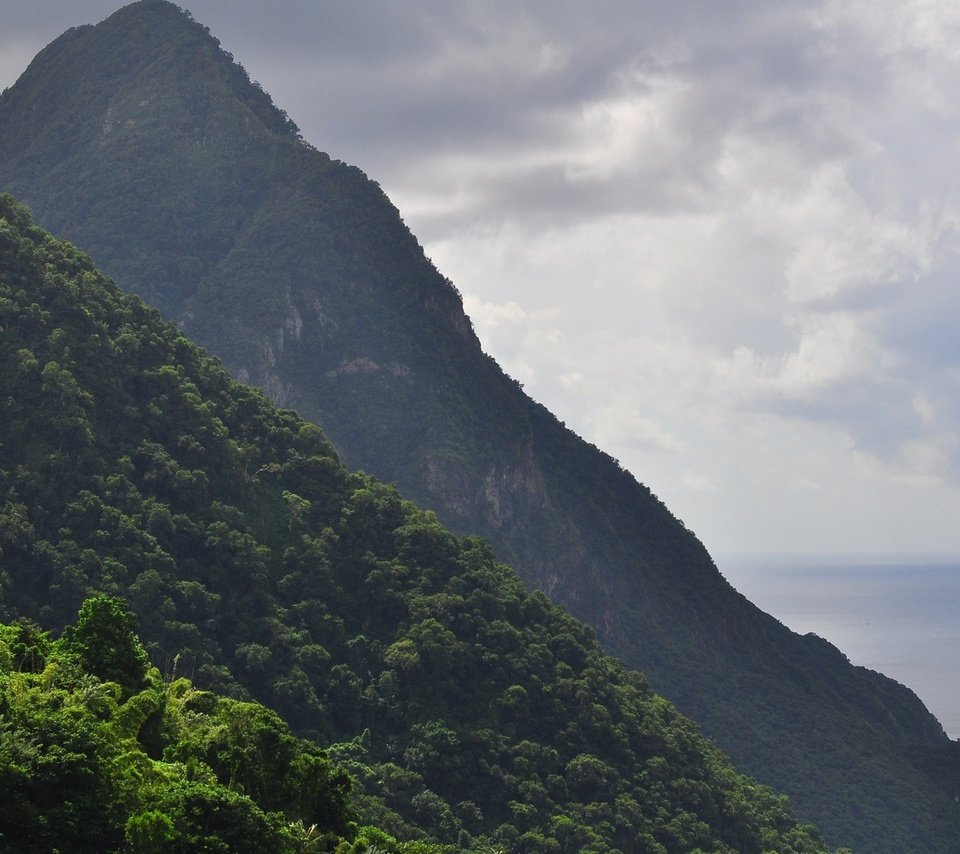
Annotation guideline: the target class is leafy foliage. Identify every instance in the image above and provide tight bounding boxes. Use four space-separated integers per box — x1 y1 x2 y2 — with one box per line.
0 195 835 852
59 594 150 696
0 601 386 853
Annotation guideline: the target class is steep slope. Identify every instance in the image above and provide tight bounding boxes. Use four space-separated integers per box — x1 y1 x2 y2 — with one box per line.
0 193 836 853
0 3 956 850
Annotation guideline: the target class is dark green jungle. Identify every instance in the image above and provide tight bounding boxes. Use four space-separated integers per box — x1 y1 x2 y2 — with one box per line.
0 2 959 851
0 195 833 851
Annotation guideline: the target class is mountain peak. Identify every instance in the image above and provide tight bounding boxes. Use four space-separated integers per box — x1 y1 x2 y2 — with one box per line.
0 0 316 315
0 0 299 175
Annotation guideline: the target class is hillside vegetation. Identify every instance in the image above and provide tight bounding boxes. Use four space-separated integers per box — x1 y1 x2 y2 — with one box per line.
1 3 958 849
0 597 366 852
0 194 835 852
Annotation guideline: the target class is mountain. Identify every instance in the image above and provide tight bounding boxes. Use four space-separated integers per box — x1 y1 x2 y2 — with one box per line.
0 192 835 852
0 3 957 850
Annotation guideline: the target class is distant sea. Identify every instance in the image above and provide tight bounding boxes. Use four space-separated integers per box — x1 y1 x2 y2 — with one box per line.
717 554 960 739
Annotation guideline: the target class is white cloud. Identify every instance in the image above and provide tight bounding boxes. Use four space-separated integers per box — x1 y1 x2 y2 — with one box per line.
682 472 719 493
772 315 887 396
461 295 527 329
593 408 688 455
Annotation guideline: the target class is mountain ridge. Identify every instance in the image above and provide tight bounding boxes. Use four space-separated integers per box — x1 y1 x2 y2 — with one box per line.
1 3 958 850
0 191 833 852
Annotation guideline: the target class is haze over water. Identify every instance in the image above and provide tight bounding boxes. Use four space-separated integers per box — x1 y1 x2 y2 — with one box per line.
720 554 960 739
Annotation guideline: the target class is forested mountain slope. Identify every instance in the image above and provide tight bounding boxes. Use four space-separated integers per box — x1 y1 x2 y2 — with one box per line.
0 194 837 853
0 3 957 850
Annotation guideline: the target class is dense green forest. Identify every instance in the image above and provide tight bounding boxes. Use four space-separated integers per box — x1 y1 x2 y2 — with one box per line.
1 4 959 850
0 597 368 853
0 195 838 851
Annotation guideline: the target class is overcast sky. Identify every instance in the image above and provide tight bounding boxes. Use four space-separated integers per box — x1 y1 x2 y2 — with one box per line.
4 0 960 560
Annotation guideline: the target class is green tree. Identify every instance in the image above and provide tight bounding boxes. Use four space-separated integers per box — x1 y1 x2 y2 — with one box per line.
58 594 149 696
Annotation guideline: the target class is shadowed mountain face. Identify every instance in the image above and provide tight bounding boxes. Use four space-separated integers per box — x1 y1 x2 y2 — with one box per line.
1 2 958 849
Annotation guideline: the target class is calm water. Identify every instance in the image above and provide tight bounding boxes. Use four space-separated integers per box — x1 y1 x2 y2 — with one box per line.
718 554 960 739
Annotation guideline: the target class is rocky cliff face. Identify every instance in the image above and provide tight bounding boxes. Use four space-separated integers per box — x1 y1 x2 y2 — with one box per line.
1 3 958 849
